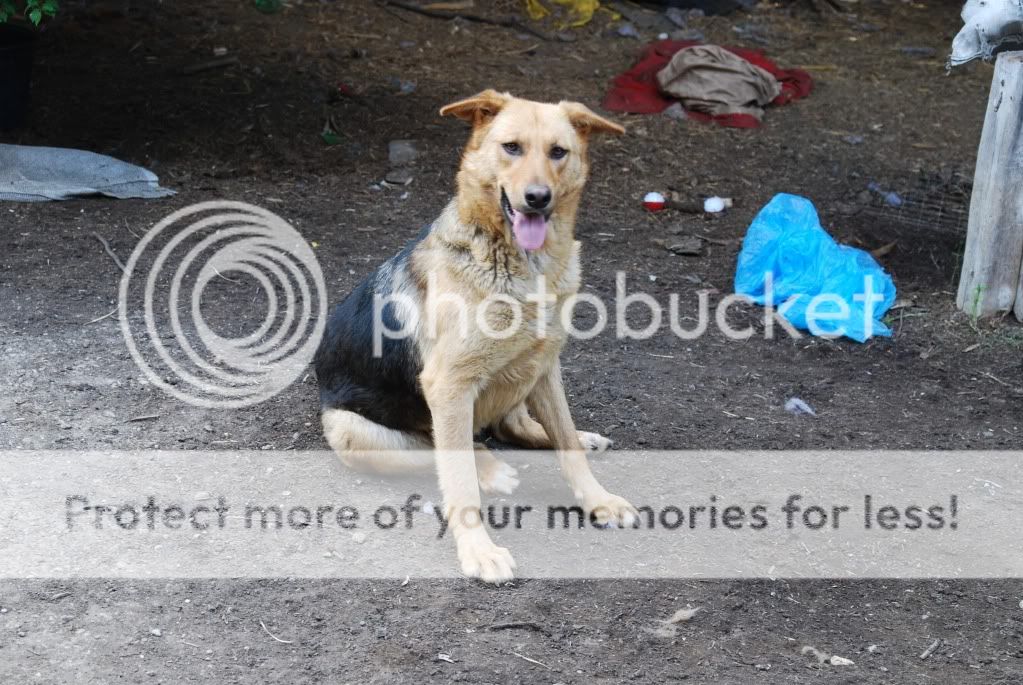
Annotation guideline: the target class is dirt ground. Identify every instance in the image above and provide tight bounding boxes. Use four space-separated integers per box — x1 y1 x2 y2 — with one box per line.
1 0 1022 682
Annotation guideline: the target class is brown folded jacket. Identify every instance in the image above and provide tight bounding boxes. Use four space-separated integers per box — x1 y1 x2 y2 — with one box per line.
656 45 782 121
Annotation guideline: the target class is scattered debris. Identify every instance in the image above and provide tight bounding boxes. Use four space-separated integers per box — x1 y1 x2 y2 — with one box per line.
617 23 640 39
871 241 897 259
385 169 414 185
867 182 903 208
843 134 865 145
393 79 417 95
259 621 293 644
671 28 705 42
401 576 410 587
919 639 940 660
388 140 419 166
900 46 937 58
646 623 679 638
784 397 816 416
662 102 687 120
801 645 853 666
667 237 703 255
149 628 162 637
181 56 239 76
437 653 455 663
382 0 552 41
253 0 282 14
663 607 701 623
351 531 367 544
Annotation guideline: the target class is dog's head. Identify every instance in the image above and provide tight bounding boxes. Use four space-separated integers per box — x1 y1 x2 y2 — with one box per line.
440 90 624 252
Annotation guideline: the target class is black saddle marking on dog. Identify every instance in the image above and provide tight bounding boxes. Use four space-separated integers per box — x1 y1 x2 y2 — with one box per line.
314 224 432 432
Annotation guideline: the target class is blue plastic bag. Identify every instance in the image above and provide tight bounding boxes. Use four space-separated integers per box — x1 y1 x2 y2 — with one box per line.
734 193 896 342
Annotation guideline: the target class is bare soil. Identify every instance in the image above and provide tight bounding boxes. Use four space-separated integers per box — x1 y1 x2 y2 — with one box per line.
1 0 1021 682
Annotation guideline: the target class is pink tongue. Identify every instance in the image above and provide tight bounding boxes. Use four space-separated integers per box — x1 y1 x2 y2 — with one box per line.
511 211 548 251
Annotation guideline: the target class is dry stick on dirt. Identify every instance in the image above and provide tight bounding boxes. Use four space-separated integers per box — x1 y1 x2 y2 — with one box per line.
92 232 127 274
259 621 294 644
180 56 240 76
919 639 940 660
84 309 118 325
511 652 552 670
485 621 551 636
381 0 553 40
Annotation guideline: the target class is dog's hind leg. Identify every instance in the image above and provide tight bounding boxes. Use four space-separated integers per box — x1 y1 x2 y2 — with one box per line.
322 408 433 475
493 403 612 453
323 408 520 492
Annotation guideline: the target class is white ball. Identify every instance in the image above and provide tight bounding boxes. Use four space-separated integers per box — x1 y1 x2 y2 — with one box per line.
703 196 726 213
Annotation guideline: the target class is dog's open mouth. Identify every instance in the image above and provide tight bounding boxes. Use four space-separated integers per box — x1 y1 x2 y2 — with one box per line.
501 188 548 252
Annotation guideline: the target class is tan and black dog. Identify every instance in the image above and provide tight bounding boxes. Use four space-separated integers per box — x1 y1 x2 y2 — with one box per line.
314 90 637 582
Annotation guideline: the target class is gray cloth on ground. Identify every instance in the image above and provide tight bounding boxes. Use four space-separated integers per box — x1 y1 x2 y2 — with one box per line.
655 44 782 120
0 144 176 202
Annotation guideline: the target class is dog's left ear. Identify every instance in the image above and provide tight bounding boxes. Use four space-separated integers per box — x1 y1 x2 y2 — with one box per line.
560 102 625 137
439 90 511 126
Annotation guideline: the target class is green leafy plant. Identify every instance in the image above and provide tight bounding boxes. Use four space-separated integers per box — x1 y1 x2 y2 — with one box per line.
0 0 58 25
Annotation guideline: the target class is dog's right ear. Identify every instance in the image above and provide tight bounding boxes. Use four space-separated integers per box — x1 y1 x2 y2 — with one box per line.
439 90 510 127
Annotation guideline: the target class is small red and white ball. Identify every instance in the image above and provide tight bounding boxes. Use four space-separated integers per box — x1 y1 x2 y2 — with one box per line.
643 191 666 212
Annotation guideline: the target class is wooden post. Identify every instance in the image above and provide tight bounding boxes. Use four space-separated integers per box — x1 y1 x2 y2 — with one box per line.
957 51 1023 320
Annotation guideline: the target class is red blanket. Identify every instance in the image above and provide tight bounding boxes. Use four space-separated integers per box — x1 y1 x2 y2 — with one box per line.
602 40 813 128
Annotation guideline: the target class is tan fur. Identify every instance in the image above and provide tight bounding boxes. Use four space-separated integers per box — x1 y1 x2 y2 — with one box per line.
324 92 635 583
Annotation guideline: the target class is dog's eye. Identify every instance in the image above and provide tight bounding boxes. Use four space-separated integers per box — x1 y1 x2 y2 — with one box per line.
549 146 568 160
502 142 522 155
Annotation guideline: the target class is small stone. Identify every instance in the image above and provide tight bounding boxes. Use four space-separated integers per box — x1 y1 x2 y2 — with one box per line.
662 102 687 121
150 628 162 637
385 169 414 185
616 23 640 39
667 237 703 255
900 46 937 58
388 140 419 166
665 7 687 28
670 29 704 42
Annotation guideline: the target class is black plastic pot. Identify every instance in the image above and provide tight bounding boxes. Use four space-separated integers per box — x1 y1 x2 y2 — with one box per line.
0 24 35 130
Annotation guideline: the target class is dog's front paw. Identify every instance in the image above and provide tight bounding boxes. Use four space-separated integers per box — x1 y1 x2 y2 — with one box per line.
477 458 520 495
578 431 612 453
584 492 638 528
457 531 517 584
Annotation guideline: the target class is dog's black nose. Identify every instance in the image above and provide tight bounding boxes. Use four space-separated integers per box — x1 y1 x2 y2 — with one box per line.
524 185 552 210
